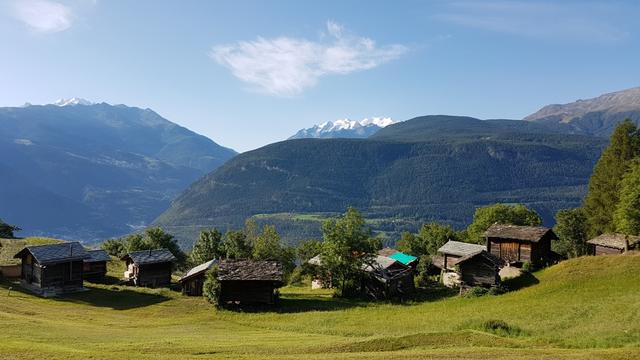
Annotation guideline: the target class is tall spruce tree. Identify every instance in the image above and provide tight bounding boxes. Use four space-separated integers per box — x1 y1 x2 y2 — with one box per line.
190 228 223 265
583 120 640 236
613 161 640 235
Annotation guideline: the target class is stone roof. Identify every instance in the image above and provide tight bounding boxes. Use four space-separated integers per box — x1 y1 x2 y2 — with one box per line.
180 259 217 282
587 233 640 250
453 250 505 267
14 242 89 265
85 249 111 263
484 224 555 242
437 240 485 257
123 249 177 265
217 260 283 282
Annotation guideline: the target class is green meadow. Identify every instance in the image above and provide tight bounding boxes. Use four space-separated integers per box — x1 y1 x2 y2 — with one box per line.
0 247 638 359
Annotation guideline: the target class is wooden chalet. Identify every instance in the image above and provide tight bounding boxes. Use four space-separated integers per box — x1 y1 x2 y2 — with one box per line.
587 233 640 255
122 249 176 288
361 255 414 299
179 259 217 296
217 260 283 305
83 249 111 281
436 240 503 288
14 242 90 296
484 224 558 268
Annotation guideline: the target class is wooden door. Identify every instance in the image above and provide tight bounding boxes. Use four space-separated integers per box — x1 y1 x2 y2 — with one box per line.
500 242 520 263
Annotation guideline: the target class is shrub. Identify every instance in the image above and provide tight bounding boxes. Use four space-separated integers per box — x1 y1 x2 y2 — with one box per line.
479 319 524 337
522 261 532 272
464 286 489 297
202 266 221 307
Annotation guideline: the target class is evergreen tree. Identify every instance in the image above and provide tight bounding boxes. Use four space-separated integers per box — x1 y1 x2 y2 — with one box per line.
466 203 542 243
614 161 640 235
190 228 223 265
554 208 588 258
583 120 640 236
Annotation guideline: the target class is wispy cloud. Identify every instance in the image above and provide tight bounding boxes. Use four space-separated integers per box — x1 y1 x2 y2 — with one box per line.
12 0 73 33
435 1 628 43
210 21 407 97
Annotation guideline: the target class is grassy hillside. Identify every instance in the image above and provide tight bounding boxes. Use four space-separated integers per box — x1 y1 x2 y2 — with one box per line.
155 116 605 247
0 254 638 359
0 237 63 265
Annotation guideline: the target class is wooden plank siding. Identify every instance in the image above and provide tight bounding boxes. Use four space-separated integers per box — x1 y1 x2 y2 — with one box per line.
594 245 624 255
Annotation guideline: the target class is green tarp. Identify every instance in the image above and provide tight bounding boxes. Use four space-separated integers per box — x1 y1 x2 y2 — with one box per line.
389 252 417 265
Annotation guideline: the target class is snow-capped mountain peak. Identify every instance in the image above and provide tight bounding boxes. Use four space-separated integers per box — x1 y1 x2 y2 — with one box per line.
289 117 395 139
52 98 94 106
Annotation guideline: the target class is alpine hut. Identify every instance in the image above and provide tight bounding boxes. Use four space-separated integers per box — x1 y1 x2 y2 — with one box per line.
122 249 176 288
179 259 217 296
14 242 90 296
587 233 640 255
484 224 558 268
361 255 414 299
436 240 502 288
83 249 111 281
217 260 283 305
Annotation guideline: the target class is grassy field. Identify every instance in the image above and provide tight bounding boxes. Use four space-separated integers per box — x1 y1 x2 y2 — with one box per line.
0 253 639 359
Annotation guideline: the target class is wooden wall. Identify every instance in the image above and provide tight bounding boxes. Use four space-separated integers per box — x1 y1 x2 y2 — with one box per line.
220 280 276 304
83 262 107 280
182 274 205 296
594 245 624 256
134 262 172 288
458 258 498 287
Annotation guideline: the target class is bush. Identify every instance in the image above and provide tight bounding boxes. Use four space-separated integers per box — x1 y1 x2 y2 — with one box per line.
202 266 221 307
522 261 532 272
463 286 489 297
287 266 305 286
479 319 524 337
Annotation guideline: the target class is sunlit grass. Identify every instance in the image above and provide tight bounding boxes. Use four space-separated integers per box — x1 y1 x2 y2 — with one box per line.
0 253 638 359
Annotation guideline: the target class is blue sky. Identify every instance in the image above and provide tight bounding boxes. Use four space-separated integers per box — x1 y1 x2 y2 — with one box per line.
1 0 639 152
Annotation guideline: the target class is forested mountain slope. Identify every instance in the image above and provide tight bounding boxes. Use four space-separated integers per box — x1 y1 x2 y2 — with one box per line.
156 115 605 247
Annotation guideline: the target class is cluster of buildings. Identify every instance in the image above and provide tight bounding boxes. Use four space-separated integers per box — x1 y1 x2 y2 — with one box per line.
2 223 638 301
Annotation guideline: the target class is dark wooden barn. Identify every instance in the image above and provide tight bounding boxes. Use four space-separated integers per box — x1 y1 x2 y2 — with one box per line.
435 240 486 271
217 260 283 305
436 240 501 288
179 259 217 296
361 255 414 299
122 249 176 288
14 242 90 296
587 233 640 255
452 251 503 287
83 249 111 281
484 224 558 268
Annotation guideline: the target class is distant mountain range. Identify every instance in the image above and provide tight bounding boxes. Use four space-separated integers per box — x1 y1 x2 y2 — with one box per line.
289 117 394 139
0 100 236 242
525 87 640 136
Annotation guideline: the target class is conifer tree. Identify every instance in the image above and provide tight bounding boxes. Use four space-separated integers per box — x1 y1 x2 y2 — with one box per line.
614 161 640 235
583 120 640 236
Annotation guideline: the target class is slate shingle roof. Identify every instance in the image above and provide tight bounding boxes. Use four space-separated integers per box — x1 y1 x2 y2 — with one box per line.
587 233 640 250
85 249 111 263
123 249 177 265
484 224 556 242
14 242 89 265
437 240 485 257
218 260 283 282
180 259 217 282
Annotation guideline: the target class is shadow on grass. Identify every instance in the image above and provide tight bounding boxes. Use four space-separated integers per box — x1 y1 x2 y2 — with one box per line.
502 272 539 292
223 294 366 313
57 285 171 310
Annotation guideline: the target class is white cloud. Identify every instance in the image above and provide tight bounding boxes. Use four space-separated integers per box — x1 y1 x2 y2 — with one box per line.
12 0 73 33
210 21 407 96
435 1 628 43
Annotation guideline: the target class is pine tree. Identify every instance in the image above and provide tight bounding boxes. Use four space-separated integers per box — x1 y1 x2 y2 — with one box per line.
614 161 640 235
583 120 640 236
